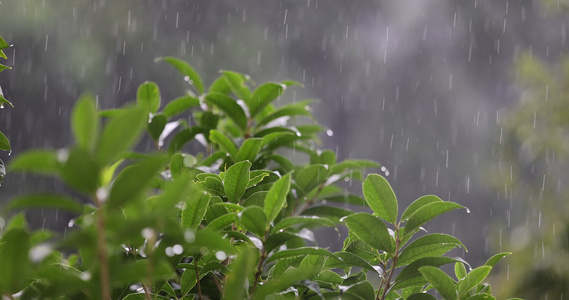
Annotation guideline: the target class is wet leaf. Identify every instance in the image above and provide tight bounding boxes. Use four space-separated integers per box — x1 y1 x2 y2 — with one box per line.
296 164 329 193
224 160 251 203
4 194 82 213
162 95 200 118
0 130 10 152
272 216 336 233
209 129 238 161
221 70 251 102
205 93 248 131
397 233 467 266
137 81 160 113
182 191 210 231
363 174 398 224
240 205 267 238
403 202 464 237
264 172 292 224
97 106 147 165
71 94 98 152
156 57 204 94
458 266 492 298
237 138 262 162
257 104 312 127
109 156 166 208
419 266 457 300
484 252 511 268
344 212 394 253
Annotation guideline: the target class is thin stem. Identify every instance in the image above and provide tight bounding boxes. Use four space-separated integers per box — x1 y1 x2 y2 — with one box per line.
195 258 203 300
378 226 401 300
143 230 156 300
94 194 111 300
250 231 269 297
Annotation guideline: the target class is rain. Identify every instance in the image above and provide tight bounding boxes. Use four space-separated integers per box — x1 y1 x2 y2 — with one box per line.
0 0 568 297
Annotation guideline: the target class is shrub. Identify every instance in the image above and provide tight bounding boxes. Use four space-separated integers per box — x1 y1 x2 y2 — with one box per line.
1 57 520 300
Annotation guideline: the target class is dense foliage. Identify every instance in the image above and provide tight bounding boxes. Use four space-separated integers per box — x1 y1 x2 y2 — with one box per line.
0 35 13 186
1 58 519 299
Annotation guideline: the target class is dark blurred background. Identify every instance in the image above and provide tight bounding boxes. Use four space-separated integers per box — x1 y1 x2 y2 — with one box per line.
2 1 569 297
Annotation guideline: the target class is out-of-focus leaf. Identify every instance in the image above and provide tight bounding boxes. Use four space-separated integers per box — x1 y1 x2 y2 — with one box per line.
224 160 251 203
407 293 437 300
4 194 82 213
71 94 98 152
97 107 147 165
205 93 248 131
0 229 31 293
344 212 394 254
265 247 339 264
419 266 458 300
464 295 496 300
148 114 167 142
61 148 100 194
267 154 295 173
162 95 200 118
109 156 166 208
237 138 262 162
240 206 267 238
242 191 267 207
156 57 204 94
224 247 257 300
209 129 238 161
397 234 467 266
363 174 398 224
249 82 285 118
8 150 61 175
264 172 292 225
168 126 209 154
111 260 174 285
182 191 211 231
403 202 464 237
137 81 161 113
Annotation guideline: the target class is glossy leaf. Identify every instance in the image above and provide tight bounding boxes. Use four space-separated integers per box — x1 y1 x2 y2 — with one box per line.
0 229 31 293
419 266 458 300
272 216 335 233
224 160 251 203
484 252 511 268
205 93 248 131
137 81 160 113
265 247 339 264
455 262 468 281
162 95 200 118
168 126 209 154
221 70 251 102
205 213 237 231
209 129 238 161
324 251 378 273
300 206 353 223
240 206 267 238
0 131 10 152
182 191 211 230
249 82 285 117
247 171 269 189
344 212 394 253
398 234 466 266
71 94 98 151
97 107 147 165
148 113 167 141
403 202 464 236
401 195 444 222
458 266 492 298
109 156 166 208
4 194 82 213
264 172 292 225
156 57 204 94
345 281 375 300
257 104 312 127
296 164 329 193
363 174 398 224
237 138 263 162
393 257 461 290
8 150 61 175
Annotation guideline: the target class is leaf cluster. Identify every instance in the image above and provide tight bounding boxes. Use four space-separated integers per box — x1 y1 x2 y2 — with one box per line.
1 58 520 299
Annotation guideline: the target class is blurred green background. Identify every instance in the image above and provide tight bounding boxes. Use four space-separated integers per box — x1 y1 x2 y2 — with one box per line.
2 1 569 297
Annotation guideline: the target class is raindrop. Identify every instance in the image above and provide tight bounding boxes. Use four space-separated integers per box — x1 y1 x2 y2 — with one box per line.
67 219 75 228
141 227 154 239
325 129 333 136
465 207 471 214
29 244 52 263
80 272 91 281
184 230 196 243
215 251 227 260
56 148 69 163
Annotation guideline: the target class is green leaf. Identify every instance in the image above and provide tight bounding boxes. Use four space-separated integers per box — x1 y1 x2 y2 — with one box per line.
272 216 336 233
242 191 268 207
224 247 257 300
8 150 61 175
168 126 209 154
156 57 204 94
403 202 464 236
61 148 100 194
71 94 98 151
257 104 312 127
264 172 292 225
182 191 211 231
484 252 511 268
0 94 13 108
393 257 461 290
249 82 286 118
419 266 457 300
0 37 9 59
209 129 238 161
4 194 82 213
265 247 339 264
324 251 378 273
455 262 468 281
247 171 269 189
362 174 398 224
137 81 161 113
401 195 444 221
458 266 492 298
237 138 262 162
109 156 166 208
397 234 467 266
205 93 248 131
296 164 329 193
344 212 394 253
198 176 226 197
0 131 10 152
224 160 252 203
205 213 237 231
97 107 147 165
407 293 437 300
267 154 295 173
300 206 353 223
345 281 375 300
464 295 496 300
209 75 232 94
0 229 31 293
162 95 200 118
148 114 167 141
221 70 251 102
240 206 267 238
